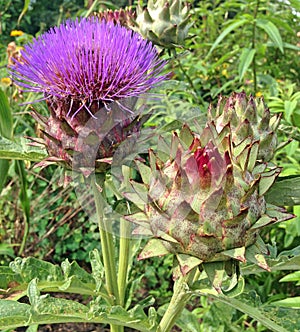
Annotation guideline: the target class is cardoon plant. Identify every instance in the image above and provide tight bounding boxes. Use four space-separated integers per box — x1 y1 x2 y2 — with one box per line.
1 9 297 332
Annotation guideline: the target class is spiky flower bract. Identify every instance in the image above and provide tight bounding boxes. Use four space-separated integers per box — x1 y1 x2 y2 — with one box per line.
95 8 136 28
10 17 168 172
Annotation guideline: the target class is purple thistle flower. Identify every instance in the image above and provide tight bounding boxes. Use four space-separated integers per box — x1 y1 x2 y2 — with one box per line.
10 17 167 117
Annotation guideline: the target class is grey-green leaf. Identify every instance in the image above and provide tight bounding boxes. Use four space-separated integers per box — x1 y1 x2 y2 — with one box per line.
212 294 290 332
0 300 30 329
0 136 47 161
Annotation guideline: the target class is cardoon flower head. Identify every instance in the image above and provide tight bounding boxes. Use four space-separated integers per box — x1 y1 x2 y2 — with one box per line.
11 17 167 117
10 17 168 172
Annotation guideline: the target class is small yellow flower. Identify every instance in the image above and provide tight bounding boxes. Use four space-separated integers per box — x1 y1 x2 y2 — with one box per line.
222 69 228 78
256 91 263 97
10 30 24 37
1 77 12 86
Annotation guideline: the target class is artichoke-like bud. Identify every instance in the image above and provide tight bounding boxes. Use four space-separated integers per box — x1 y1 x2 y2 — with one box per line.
32 98 149 175
133 0 192 49
208 91 281 162
124 120 292 287
94 8 136 28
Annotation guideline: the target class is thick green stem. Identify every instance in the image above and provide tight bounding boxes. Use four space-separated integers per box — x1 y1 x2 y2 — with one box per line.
118 218 131 307
158 270 195 332
91 178 121 332
16 160 30 256
111 325 123 332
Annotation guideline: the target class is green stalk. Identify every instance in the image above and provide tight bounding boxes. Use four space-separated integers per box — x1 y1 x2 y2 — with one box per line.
158 270 195 332
117 217 131 307
91 178 121 332
16 160 30 256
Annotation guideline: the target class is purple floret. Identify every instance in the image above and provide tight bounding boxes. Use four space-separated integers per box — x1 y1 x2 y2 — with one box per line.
11 17 168 116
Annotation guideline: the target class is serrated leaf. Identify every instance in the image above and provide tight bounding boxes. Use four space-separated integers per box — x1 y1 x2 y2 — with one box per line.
89 249 105 291
1 285 157 331
58 275 95 295
9 257 63 283
2 257 100 299
256 19 284 53
243 253 300 275
0 136 47 161
61 259 94 284
0 300 30 329
271 255 300 271
0 266 23 290
238 48 256 81
31 293 89 319
211 293 292 332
